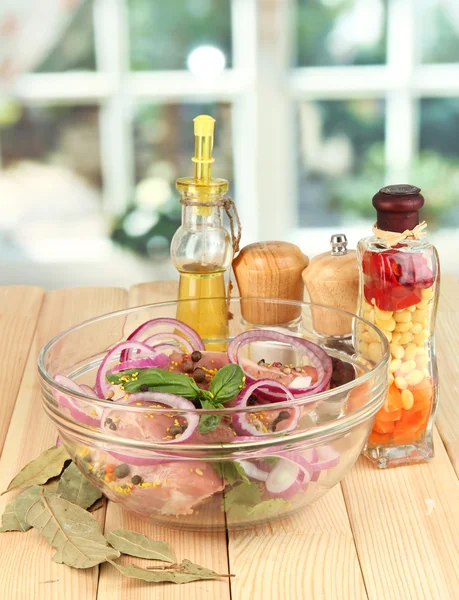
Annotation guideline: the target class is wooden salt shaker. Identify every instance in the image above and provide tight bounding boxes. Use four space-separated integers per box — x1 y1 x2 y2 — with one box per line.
302 234 359 336
233 241 309 325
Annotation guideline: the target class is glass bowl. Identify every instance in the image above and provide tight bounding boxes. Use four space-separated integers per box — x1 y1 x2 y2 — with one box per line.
38 298 389 530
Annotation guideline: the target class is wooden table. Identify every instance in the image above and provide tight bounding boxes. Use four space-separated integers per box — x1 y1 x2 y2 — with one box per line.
0 278 458 600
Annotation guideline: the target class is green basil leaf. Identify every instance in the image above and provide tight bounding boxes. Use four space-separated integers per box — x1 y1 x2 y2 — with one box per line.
198 414 221 434
209 364 245 403
107 369 200 400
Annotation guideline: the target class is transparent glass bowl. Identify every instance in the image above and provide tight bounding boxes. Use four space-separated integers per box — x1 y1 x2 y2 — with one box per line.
38 298 389 530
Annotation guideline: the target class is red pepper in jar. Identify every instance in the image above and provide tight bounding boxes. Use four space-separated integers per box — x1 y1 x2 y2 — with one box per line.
362 246 434 311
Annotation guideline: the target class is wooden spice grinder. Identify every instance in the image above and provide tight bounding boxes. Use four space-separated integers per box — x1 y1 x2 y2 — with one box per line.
302 234 359 336
233 241 309 325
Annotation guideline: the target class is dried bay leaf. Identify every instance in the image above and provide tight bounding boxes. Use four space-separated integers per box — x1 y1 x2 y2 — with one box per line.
57 463 102 510
106 529 176 562
88 496 106 512
2 446 70 495
25 490 120 568
0 485 52 532
108 558 223 584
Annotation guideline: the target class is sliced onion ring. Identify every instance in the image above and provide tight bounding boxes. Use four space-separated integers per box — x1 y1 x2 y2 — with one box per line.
107 354 170 376
232 380 300 436
95 341 162 398
54 374 101 427
236 460 269 482
100 392 199 446
144 332 193 354
121 318 204 361
265 452 313 499
227 330 332 398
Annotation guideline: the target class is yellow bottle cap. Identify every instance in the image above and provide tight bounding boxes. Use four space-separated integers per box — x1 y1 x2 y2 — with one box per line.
193 115 215 137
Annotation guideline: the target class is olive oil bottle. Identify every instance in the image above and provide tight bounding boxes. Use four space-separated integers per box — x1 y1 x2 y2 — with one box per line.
170 115 233 349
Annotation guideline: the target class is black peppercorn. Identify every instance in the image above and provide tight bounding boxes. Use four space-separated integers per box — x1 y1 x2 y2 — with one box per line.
114 463 130 479
181 358 194 373
192 368 206 383
191 350 202 363
109 422 117 431
131 475 142 485
247 394 258 406
140 383 149 392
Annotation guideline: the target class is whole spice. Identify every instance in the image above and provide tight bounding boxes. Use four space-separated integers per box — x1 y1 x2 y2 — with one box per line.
140 384 149 392
131 475 142 485
181 358 194 373
114 464 130 479
192 368 206 383
191 350 202 363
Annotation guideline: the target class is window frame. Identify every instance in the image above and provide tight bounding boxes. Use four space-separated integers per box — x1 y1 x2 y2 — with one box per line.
2 0 459 244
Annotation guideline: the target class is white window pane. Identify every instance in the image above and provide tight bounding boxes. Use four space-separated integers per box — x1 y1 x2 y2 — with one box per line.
296 99 385 226
295 0 387 67
420 0 459 64
34 0 96 73
128 0 232 71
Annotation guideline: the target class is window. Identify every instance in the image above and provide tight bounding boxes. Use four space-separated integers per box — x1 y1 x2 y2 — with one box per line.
1 0 458 284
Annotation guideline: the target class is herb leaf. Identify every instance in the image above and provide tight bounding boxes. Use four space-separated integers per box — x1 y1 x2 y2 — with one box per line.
224 481 288 520
198 399 224 434
0 486 43 532
1 446 70 495
212 462 249 485
108 558 224 584
25 490 120 568
209 364 245 403
57 463 102 510
106 529 176 562
107 369 200 399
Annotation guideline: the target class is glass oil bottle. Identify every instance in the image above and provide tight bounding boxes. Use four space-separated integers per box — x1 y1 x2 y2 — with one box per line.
170 115 233 350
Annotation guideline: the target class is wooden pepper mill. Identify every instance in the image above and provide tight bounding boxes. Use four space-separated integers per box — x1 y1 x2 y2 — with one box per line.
302 234 359 336
233 241 309 325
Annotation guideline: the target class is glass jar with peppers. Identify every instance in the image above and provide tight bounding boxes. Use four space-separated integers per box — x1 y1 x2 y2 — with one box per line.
357 185 440 468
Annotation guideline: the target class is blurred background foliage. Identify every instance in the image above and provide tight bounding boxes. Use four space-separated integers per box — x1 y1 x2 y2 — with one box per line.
0 0 458 262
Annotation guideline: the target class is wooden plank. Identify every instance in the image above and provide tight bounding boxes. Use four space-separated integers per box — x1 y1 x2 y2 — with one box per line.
97 281 232 600
0 286 45 453
0 287 127 600
435 275 459 475
341 429 459 600
228 486 367 600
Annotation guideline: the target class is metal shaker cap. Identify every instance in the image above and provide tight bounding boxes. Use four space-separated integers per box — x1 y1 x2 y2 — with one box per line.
330 234 348 255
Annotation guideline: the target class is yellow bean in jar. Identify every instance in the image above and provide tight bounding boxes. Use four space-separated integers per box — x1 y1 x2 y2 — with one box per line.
399 360 416 374
395 376 408 390
394 310 412 323
391 331 402 344
390 344 405 359
375 306 393 320
411 322 423 334
403 345 418 361
401 389 414 410
412 309 427 323
395 321 412 332
406 370 424 386
390 358 402 373
399 331 414 345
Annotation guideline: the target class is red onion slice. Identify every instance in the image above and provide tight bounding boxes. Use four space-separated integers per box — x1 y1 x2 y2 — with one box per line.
95 341 161 398
309 445 340 471
144 333 194 354
100 392 199 446
265 452 313 499
54 375 101 427
79 384 98 397
236 460 269 482
232 380 300 436
121 317 204 361
227 330 332 398
107 354 170 376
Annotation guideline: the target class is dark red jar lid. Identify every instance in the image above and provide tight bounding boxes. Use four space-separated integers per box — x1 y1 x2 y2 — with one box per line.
372 185 424 233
